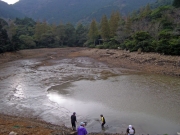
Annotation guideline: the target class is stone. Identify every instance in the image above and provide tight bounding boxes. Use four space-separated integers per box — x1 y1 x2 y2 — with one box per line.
9 131 18 135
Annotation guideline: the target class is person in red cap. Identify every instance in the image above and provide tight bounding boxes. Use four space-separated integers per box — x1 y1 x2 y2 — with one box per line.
71 112 77 130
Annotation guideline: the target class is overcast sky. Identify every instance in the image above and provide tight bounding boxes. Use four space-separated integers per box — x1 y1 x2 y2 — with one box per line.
1 0 19 4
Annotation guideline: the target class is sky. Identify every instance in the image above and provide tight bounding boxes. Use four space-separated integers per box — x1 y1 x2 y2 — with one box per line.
1 0 19 4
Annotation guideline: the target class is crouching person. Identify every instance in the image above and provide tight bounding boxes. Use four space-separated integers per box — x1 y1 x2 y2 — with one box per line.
77 122 87 135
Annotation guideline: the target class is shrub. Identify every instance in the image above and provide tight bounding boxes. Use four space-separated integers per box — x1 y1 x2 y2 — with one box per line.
88 44 96 48
96 45 104 49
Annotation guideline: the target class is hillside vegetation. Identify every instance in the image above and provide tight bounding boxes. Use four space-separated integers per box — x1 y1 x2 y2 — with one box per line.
12 0 157 24
0 1 179 55
0 0 173 24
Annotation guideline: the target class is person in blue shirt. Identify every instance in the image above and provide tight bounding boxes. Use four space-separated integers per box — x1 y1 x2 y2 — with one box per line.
77 122 87 135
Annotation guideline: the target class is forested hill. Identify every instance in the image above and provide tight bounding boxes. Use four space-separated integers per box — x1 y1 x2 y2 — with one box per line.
0 1 25 19
0 1 180 55
151 0 173 9
13 0 157 24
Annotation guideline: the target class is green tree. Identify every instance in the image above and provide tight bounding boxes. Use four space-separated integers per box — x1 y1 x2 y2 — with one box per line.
6 21 17 51
109 11 120 38
75 23 88 46
156 30 172 54
124 16 132 36
13 17 35 38
88 19 99 45
34 21 42 41
139 4 151 18
144 4 151 16
19 35 36 49
173 0 180 8
11 34 21 51
39 31 55 47
100 15 110 41
50 23 57 35
0 23 9 53
15 17 36 27
7 21 16 41
55 23 65 46
133 31 154 52
64 23 76 46
34 20 49 44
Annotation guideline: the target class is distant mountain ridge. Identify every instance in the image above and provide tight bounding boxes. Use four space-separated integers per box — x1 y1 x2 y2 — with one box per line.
13 0 157 24
0 1 25 19
0 0 174 24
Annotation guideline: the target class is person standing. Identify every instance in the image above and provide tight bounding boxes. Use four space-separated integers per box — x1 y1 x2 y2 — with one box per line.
71 112 77 130
126 125 135 135
100 114 106 127
77 122 87 135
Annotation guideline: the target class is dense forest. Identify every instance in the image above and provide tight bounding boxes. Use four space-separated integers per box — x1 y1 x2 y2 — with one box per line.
0 0 180 55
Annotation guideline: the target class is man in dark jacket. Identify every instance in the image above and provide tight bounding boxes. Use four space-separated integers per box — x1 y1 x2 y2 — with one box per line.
71 112 77 130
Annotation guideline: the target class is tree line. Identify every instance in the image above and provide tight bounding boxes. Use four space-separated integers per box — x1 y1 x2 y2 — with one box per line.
0 1 180 55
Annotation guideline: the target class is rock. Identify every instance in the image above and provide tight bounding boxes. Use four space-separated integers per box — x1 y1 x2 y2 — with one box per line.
9 131 18 135
69 131 77 135
100 54 111 57
120 54 130 58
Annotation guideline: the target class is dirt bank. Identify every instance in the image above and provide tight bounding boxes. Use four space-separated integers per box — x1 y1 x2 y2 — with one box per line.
0 114 71 135
0 47 180 76
77 48 180 77
0 47 179 135
0 114 125 135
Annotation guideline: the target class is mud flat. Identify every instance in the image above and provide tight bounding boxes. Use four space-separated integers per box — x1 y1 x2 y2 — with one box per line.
77 48 180 77
1 47 179 76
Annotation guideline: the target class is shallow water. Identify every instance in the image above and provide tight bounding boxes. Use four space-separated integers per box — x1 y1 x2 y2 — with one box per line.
0 57 179 135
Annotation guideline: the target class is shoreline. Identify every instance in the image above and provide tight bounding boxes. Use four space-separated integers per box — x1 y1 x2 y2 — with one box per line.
0 114 126 135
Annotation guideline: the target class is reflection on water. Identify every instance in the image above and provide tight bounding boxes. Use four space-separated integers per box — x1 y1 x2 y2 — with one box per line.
48 93 66 104
48 74 180 135
14 84 25 99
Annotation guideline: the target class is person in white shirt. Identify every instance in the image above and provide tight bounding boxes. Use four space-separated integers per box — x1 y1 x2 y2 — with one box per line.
126 125 135 135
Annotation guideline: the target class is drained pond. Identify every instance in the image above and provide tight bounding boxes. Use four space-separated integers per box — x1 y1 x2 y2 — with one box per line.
0 57 179 135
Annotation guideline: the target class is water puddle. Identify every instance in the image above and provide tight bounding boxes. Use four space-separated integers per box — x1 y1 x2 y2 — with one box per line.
47 75 180 134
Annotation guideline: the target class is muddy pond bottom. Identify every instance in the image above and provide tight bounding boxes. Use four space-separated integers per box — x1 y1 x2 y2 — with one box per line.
48 74 180 135
0 57 179 135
